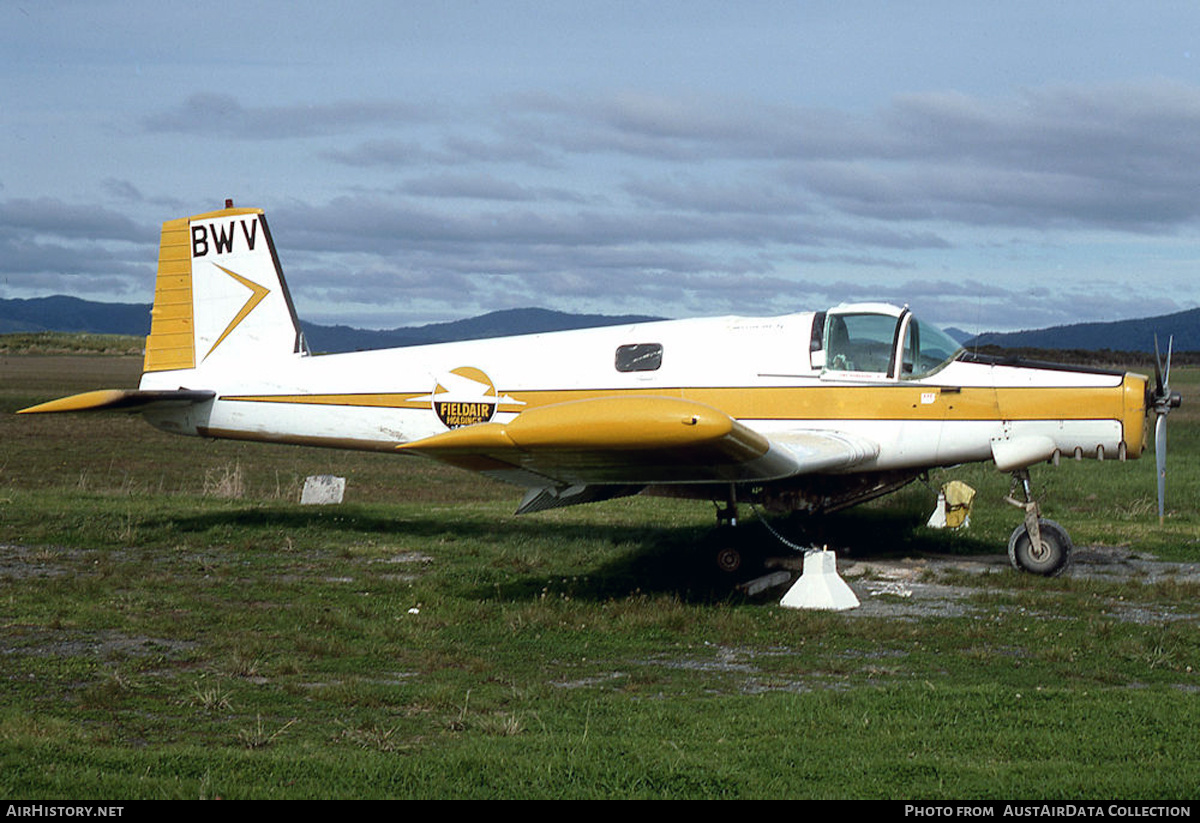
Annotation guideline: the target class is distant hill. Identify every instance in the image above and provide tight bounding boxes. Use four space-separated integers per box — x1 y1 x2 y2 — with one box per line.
966 307 1200 353
0 296 152 336
0 296 662 353
5 295 1198 355
300 307 665 352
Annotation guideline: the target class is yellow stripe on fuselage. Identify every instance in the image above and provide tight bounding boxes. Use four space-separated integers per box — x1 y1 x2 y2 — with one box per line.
225 392 432 409
223 383 1132 422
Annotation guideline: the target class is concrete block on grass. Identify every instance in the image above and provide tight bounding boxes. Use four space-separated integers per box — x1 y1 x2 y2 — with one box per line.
301 475 345 505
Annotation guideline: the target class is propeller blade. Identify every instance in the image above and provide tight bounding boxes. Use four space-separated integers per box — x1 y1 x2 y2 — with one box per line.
1154 336 1164 398
1151 335 1177 526
1164 335 1173 394
1155 411 1168 526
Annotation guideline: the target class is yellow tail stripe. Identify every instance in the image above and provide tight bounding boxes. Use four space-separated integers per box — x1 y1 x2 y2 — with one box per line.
143 217 195 373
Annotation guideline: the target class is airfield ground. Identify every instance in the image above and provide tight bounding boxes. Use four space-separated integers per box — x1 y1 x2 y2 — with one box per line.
845 546 1200 622
1 347 1198 799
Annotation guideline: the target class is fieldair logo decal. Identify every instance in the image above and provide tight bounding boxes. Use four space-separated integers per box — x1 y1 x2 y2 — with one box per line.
420 367 524 429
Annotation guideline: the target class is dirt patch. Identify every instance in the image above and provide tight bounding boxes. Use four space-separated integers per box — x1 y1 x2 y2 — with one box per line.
1065 544 1200 583
831 545 1200 622
2 627 198 660
0 543 75 579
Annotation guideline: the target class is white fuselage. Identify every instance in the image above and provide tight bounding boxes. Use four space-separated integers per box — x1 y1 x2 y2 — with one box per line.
138 310 1146 482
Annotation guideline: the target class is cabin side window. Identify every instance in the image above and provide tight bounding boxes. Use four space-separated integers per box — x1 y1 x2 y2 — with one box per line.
823 313 898 374
900 317 962 379
809 312 827 369
615 343 663 372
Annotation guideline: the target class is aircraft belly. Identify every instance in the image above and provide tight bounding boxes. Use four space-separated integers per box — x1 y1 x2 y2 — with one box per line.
195 399 432 452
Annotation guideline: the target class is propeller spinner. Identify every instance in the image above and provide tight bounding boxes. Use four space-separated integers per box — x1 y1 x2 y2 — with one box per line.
1151 336 1183 525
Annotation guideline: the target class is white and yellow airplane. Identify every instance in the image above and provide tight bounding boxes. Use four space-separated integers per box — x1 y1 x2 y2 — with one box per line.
19 203 1182 578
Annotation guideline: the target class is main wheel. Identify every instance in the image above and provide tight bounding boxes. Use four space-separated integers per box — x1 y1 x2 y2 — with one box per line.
713 545 743 574
1007 518 1072 576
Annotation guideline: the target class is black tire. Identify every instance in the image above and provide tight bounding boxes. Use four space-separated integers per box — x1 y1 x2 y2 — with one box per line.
1007 518 1072 576
713 545 742 574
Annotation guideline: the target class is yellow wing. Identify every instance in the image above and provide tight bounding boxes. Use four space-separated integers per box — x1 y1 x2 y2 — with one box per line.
398 395 878 492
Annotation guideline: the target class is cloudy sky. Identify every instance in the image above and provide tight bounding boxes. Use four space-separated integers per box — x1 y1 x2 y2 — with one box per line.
5 1 1200 334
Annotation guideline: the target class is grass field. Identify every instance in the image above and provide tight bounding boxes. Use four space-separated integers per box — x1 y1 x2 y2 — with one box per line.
1 347 1198 799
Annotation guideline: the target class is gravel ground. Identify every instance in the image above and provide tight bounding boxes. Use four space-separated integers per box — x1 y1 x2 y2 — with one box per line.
831 545 1200 622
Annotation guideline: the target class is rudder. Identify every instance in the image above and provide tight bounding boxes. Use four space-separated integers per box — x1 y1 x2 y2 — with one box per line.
143 204 305 374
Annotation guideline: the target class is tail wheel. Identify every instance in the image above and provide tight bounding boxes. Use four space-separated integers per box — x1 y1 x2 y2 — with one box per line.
1007 518 1072 577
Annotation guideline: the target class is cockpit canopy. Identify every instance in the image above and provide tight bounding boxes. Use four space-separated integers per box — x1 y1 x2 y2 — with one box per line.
816 303 962 379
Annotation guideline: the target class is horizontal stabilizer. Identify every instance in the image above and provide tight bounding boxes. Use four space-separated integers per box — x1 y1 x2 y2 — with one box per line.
17 389 215 415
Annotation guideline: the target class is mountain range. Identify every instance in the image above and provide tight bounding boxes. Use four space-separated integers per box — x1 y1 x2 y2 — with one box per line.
963 307 1200 353
1 295 1197 354
0 296 663 353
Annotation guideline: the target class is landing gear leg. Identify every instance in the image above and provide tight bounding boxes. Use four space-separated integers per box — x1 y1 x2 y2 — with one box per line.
1005 469 1073 576
715 485 739 528
712 487 744 573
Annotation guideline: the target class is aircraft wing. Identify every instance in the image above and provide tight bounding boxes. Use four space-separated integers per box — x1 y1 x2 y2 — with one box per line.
397 395 878 492
17 389 216 414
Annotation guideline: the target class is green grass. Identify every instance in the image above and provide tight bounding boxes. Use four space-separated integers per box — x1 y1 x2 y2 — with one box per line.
0 331 143 355
1 352 1198 799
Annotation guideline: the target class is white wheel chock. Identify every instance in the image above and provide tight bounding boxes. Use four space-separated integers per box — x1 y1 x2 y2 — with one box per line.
780 549 860 611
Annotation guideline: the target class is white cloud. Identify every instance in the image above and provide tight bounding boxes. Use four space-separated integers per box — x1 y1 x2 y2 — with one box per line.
7 3 1200 334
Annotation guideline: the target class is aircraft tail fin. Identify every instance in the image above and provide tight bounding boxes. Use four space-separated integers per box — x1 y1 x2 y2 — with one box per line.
143 202 306 375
